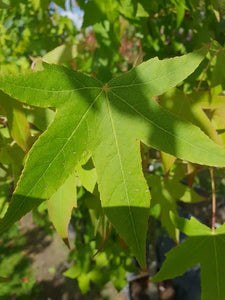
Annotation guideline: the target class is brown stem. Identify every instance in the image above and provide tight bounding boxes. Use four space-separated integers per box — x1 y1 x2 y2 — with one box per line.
210 168 216 233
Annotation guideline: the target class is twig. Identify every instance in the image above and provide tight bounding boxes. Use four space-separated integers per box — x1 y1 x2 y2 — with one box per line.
196 47 225 91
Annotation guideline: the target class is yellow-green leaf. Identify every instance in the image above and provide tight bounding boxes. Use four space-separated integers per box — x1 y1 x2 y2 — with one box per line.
47 172 77 243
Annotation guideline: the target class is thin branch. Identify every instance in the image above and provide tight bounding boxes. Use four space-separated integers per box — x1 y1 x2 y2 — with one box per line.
196 47 225 91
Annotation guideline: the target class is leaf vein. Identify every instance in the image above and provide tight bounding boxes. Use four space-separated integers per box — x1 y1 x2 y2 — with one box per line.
111 90 220 157
3 90 103 231
105 92 142 255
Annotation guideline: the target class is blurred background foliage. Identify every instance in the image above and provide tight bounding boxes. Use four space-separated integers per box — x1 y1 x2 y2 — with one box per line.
1 0 225 298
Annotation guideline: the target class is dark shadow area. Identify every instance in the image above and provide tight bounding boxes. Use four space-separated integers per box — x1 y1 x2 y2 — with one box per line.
30 262 80 300
23 226 52 255
33 276 102 300
156 224 201 300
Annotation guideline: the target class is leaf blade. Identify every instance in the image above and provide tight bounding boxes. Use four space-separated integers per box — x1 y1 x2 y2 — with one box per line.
92 91 150 267
47 172 77 242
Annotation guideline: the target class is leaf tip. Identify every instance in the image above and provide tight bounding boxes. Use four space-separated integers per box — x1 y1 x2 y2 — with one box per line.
62 237 71 249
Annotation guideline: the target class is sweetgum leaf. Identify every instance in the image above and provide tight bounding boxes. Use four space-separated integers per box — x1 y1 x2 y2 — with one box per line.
152 214 225 300
0 48 225 266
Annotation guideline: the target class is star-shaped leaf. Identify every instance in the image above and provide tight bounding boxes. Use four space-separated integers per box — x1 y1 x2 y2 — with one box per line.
152 213 225 300
0 48 225 266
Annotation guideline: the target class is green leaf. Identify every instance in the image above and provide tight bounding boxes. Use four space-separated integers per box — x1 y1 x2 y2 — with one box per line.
43 44 78 65
47 172 77 243
119 0 138 18
152 214 225 300
76 157 97 193
147 174 203 241
63 241 96 293
0 0 10 9
1 48 225 266
81 0 120 27
136 2 149 17
33 45 78 71
211 107 225 146
159 88 222 145
211 42 225 90
171 0 186 27
0 136 24 185
0 92 32 152
189 91 225 109
160 151 176 175
26 107 55 132
53 0 65 8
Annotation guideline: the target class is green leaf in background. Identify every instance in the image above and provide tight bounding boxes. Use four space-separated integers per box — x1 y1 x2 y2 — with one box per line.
147 174 203 241
0 181 10 219
171 0 186 27
26 107 55 132
53 0 66 8
63 241 96 293
1 48 225 266
159 88 222 145
211 106 225 146
153 213 225 300
43 44 77 64
77 157 97 193
33 44 78 71
211 42 225 92
184 90 225 147
83 193 103 234
210 0 225 21
119 0 138 18
80 0 120 27
0 91 32 152
35 44 78 68
0 134 24 185
0 277 10 282
189 91 225 109
0 0 10 9
47 172 77 245
160 151 176 175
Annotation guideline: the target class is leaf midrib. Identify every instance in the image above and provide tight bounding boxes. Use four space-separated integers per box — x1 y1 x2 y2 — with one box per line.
105 91 142 257
213 236 221 300
1 83 100 94
109 57 192 89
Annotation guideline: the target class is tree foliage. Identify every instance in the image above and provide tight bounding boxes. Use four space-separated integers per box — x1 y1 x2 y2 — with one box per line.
0 0 225 298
